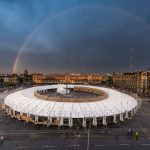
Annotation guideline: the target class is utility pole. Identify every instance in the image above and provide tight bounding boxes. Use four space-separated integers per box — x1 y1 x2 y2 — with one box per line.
65 49 69 91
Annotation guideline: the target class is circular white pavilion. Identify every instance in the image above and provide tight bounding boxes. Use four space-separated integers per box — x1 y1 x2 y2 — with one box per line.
3 84 139 127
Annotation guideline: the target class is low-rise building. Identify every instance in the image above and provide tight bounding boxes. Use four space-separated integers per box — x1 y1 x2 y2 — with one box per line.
113 72 137 92
113 70 150 97
0 74 19 86
32 73 109 85
0 76 4 87
137 71 150 96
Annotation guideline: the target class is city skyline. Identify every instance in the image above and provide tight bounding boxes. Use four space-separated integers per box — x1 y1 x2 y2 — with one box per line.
0 0 150 74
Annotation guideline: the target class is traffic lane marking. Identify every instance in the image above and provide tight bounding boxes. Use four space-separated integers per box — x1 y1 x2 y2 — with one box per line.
14 147 29 149
141 143 150 146
42 145 55 148
120 144 130 146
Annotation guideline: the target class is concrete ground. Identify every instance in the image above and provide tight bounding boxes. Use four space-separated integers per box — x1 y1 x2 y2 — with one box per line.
0 87 150 150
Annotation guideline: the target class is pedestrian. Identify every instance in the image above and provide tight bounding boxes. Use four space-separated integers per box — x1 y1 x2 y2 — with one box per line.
0 136 4 144
128 129 131 136
135 132 139 141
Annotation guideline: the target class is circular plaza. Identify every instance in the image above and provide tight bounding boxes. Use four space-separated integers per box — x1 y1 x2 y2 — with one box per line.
3 85 139 127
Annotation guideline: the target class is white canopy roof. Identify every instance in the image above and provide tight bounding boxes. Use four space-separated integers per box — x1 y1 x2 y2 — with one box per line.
56 87 69 94
4 85 137 118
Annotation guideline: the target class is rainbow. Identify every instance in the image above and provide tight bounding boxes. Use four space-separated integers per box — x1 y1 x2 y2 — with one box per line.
12 5 150 73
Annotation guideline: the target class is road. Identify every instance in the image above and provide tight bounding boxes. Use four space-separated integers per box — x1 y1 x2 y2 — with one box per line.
0 87 150 149
0 130 150 150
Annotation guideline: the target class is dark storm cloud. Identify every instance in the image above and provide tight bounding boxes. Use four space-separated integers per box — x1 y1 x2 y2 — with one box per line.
0 50 17 73
0 0 150 73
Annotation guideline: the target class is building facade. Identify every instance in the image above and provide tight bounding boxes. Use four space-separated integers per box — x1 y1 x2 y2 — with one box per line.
137 71 150 96
32 74 109 85
113 72 137 92
113 70 150 97
0 74 19 86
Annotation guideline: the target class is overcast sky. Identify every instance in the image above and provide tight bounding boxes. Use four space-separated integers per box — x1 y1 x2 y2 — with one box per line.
0 0 150 74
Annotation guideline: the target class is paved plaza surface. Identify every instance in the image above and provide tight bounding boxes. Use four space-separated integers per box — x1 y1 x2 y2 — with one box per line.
0 88 150 150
